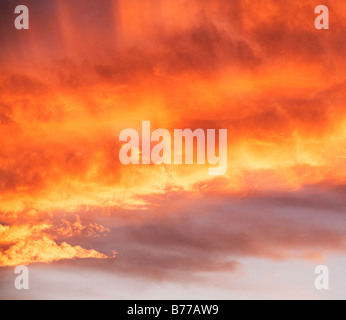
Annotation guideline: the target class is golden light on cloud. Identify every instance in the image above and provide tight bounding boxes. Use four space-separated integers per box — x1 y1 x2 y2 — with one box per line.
0 0 346 299
0 223 111 267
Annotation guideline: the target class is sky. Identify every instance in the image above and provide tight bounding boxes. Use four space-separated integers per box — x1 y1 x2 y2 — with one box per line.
0 0 346 299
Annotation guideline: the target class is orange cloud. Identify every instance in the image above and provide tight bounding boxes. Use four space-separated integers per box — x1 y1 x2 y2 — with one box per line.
0 0 346 279
0 223 111 267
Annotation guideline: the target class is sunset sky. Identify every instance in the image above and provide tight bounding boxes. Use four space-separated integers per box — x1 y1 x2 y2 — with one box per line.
1 0 346 299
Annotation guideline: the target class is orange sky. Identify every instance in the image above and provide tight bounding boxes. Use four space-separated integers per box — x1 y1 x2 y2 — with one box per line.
0 0 346 299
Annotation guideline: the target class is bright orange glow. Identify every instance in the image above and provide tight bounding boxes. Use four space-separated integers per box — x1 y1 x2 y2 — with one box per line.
0 0 346 277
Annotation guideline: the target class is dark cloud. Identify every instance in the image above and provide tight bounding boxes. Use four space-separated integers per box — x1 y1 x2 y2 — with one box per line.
50 184 346 282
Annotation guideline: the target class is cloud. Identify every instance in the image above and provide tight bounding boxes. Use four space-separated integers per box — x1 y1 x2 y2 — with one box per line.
0 0 346 297
0 223 112 267
52 216 110 238
52 184 345 282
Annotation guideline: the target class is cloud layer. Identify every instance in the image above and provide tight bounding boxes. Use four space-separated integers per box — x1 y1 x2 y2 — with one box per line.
0 0 346 298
